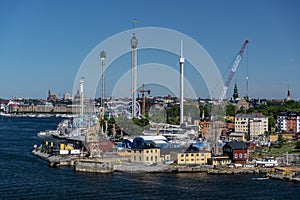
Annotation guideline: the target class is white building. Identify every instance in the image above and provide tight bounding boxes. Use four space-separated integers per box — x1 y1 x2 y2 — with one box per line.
276 112 300 133
235 113 268 140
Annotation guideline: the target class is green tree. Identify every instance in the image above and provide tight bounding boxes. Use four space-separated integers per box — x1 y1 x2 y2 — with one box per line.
295 141 300 149
226 104 236 116
166 105 180 125
268 115 276 132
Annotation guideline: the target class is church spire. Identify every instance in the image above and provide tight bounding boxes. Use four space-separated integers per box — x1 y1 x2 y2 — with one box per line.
233 83 239 100
287 84 291 101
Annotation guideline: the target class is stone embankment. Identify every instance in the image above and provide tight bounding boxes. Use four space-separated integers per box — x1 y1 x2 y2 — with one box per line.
33 149 298 182
32 149 78 167
75 159 113 173
113 162 172 173
267 173 300 183
207 167 274 175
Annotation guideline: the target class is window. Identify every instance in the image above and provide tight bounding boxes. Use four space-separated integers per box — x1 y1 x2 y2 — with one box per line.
139 156 141 161
139 150 141 153
191 154 194 157
146 150 149 153
155 150 157 153
196 154 199 157
234 153 238 159
151 150 153 153
151 156 153 161
239 153 243 158
181 154 184 157
134 156 136 161
201 153 204 157
146 157 149 161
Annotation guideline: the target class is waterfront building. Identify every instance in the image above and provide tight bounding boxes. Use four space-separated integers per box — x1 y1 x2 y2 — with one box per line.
130 147 161 163
223 141 248 164
0 100 9 113
18 103 36 113
177 145 211 165
276 112 300 133
36 102 54 113
160 147 187 163
235 113 268 140
53 104 67 113
208 155 231 166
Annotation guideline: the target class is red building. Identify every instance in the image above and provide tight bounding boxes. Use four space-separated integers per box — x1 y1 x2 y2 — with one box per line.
223 141 248 164
98 138 116 152
286 115 297 132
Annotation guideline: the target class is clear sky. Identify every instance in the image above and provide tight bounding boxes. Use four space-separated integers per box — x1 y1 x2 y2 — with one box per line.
0 0 299 100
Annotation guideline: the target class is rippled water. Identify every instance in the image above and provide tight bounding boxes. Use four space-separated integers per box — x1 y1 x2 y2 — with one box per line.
0 117 299 199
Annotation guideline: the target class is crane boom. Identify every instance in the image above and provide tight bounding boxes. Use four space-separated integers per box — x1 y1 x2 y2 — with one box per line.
137 84 151 117
218 40 249 103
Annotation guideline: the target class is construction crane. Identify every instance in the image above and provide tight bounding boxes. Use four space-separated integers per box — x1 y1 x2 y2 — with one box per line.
218 40 249 104
211 40 249 155
137 84 151 117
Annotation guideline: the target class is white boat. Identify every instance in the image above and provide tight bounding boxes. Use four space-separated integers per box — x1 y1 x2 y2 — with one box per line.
37 131 48 137
252 177 269 180
255 157 278 167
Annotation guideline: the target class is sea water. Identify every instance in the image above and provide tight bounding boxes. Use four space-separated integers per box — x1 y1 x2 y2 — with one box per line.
0 117 299 199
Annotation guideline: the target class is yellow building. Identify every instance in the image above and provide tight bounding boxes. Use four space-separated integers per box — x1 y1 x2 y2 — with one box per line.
224 116 235 122
177 151 211 165
177 146 211 165
269 134 278 142
131 148 161 163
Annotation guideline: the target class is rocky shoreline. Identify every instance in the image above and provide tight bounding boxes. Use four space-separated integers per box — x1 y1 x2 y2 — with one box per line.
31 149 300 183
32 149 273 174
267 173 300 182
32 149 79 167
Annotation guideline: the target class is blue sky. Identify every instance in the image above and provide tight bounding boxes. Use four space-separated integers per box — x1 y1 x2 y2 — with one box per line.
0 0 299 99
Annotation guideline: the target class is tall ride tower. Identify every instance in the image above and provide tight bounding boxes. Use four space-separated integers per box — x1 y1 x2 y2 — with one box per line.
100 51 106 108
179 40 185 125
130 33 138 118
80 77 85 118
